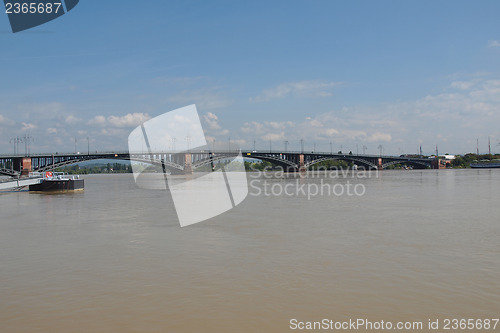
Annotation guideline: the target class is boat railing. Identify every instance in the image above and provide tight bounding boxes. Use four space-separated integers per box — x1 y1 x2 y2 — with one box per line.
40 172 81 180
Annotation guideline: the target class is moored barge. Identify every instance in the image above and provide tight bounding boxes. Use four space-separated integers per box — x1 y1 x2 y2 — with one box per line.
29 172 84 192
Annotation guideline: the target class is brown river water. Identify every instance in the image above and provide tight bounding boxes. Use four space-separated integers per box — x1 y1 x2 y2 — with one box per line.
1 170 499 332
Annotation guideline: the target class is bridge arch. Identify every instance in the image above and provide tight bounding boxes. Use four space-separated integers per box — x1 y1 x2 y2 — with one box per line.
382 159 431 169
241 155 299 171
34 155 185 173
192 153 239 170
305 156 378 170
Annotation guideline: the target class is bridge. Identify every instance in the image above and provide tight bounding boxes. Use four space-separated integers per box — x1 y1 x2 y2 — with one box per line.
0 150 447 178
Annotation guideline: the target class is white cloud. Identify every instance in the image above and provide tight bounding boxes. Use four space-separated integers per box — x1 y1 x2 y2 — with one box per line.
0 114 12 125
100 127 128 137
239 77 500 153
307 119 323 127
241 120 295 139
203 112 221 130
451 80 476 90
108 113 150 127
488 40 500 48
88 115 107 126
46 128 58 135
21 122 37 131
239 78 500 152
262 132 285 141
367 132 392 143
65 115 82 124
230 138 246 146
250 80 341 102
338 129 367 140
89 113 150 128
324 128 339 136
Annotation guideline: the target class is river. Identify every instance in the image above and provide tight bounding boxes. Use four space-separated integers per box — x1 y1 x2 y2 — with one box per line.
1 170 499 332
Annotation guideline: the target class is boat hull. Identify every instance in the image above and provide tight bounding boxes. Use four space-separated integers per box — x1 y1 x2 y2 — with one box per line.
29 179 84 192
470 163 500 169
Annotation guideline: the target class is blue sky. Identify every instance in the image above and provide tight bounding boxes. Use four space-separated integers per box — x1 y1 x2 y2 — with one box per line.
1 0 500 155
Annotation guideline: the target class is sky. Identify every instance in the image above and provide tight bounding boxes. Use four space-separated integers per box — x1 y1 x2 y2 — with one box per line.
1 0 500 156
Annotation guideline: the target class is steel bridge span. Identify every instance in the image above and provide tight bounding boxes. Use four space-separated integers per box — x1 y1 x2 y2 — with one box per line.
0 150 446 178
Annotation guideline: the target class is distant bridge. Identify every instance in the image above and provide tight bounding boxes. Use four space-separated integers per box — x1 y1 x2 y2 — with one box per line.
0 150 446 177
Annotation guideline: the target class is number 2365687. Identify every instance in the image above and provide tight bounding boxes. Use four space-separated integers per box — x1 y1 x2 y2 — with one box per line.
5 2 62 14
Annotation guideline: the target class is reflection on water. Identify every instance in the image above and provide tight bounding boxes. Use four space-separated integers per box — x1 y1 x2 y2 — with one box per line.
0 170 499 332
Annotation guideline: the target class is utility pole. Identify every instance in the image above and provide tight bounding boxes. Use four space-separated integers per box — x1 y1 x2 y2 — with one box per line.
476 138 479 155
313 142 316 153
253 139 256 151
362 145 367 155
228 137 231 152
284 140 289 153
9 137 21 155
300 139 304 154
87 136 90 155
269 140 272 153
22 134 34 156
74 137 77 154
420 145 422 156
330 141 333 154
436 144 439 157
378 144 383 157
489 136 491 155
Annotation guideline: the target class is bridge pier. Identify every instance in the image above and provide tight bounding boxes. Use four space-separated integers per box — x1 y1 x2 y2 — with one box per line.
184 153 193 174
431 159 448 169
377 158 383 170
298 154 307 172
21 157 32 176
11 157 33 176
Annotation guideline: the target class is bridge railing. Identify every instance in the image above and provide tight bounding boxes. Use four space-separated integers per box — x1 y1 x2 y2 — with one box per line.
0 150 437 161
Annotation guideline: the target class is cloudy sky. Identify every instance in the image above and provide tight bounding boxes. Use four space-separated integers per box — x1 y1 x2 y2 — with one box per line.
1 1 500 155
